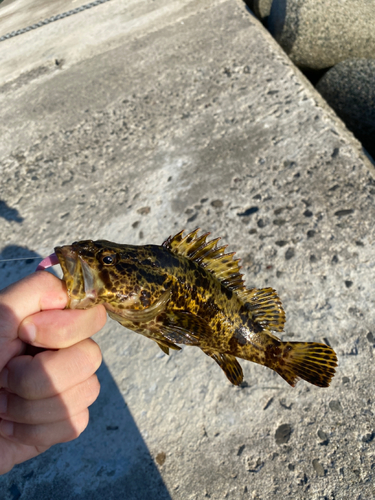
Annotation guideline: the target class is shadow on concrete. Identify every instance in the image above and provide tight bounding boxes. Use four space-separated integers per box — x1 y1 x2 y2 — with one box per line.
0 200 23 223
0 248 171 500
0 360 171 500
0 245 44 290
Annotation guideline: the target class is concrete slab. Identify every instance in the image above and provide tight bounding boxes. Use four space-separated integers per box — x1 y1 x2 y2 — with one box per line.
1 0 375 498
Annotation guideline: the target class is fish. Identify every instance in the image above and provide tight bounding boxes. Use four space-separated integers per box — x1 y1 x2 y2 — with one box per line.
38 229 338 387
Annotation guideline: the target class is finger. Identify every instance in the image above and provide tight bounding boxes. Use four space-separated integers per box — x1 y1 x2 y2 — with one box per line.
0 437 49 475
0 272 68 332
0 409 89 447
19 305 107 348
2 339 102 399
0 339 26 376
0 272 67 370
0 374 100 425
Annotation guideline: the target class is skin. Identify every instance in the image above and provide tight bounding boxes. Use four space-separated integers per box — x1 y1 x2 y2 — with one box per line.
0 271 107 475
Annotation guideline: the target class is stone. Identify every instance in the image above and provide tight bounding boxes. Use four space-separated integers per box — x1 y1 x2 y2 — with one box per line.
245 0 273 22
268 0 375 69
316 59 375 159
312 459 325 477
329 400 343 413
317 430 329 445
275 424 292 445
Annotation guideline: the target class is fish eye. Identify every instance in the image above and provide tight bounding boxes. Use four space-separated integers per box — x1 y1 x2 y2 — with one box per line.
101 254 117 265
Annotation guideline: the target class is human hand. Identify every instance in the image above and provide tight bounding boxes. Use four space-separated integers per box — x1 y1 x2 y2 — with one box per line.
0 271 107 475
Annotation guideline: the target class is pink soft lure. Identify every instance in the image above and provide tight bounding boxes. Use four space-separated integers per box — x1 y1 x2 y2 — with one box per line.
36 253 59 271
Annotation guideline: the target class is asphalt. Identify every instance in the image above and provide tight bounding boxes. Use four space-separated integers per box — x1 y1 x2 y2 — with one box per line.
1 0 375 498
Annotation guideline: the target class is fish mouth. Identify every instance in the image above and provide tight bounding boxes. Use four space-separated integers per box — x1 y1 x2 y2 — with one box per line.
54 245 98 309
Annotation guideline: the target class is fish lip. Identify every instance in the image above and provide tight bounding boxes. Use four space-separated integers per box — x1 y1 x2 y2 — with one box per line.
54 245 77 281
55 245 77 273
54 245 97 309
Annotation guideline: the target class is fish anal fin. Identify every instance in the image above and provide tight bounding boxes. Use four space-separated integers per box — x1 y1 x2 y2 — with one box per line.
272 342 338 388
162 229 245 290
160 310 213 346
203 350 244 386
239 287 286 333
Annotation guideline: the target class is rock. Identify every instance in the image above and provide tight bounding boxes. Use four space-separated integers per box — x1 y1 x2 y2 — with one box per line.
316 59 375 159
245 0 273 22
285 247 295 260
312 459 325 477
275 424 292 445
268 0 375 69
317 430 329 446
329 400 343 413
155 452 166 466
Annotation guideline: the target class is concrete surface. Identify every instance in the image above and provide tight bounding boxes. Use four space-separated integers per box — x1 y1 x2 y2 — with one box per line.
316 59 375 160
1 0 375 498
267 0 375 70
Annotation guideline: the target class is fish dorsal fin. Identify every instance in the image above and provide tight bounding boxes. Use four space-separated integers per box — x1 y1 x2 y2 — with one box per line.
162 229 245 291
237 287 286 333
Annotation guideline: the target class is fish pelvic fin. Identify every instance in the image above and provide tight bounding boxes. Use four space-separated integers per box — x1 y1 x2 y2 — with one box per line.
162 229 245 291
237 287 286 333
156 339 182 355
271 342 338 388
203 350 244 386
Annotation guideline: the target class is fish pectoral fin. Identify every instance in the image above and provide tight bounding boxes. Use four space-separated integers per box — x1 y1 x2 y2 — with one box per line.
107 310 127 325
113 289 171 324
203 350 244 386
156 339 181 355
238 287 286 333
159 310 213 346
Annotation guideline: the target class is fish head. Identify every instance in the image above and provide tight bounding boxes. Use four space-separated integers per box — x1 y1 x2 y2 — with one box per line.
55 240 170 312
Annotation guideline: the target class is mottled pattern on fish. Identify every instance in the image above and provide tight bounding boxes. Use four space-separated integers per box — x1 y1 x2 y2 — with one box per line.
55 229 338 387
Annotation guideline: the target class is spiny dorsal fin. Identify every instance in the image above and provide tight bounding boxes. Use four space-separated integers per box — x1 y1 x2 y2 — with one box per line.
162 229 245 291
237 287 286 332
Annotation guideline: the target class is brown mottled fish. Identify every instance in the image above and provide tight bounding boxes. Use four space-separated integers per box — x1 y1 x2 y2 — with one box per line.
38 229 338 387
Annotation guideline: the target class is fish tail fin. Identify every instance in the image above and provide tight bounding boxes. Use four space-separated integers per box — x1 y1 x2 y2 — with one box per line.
272 341 338 388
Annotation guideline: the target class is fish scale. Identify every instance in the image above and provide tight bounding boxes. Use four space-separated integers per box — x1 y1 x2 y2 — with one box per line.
38 229 338 388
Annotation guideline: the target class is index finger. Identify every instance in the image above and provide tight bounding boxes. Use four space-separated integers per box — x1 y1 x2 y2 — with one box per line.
19 306 107 348
0 272 68 370
0 272 68 330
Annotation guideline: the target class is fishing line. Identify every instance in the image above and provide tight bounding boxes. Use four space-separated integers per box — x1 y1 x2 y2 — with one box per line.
0 257 44 263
